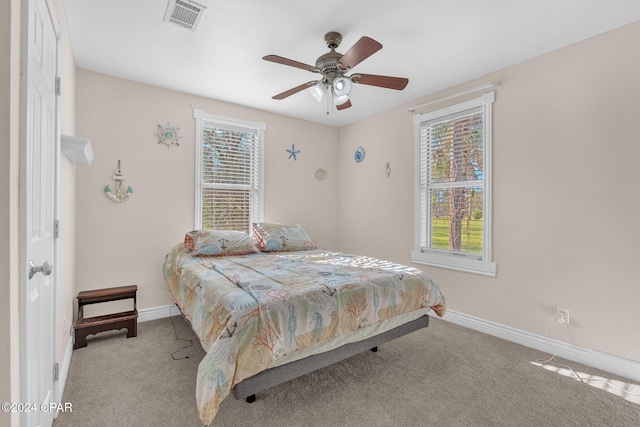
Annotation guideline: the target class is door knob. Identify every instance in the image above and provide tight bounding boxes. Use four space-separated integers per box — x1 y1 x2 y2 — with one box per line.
28 260 53 280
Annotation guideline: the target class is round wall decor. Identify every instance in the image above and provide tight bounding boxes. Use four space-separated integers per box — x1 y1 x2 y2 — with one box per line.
354 146 365 162
315 168 327 180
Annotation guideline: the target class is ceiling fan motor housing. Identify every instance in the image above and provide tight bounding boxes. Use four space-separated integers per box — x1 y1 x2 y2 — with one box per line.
316 32 347 86
316 51 344 85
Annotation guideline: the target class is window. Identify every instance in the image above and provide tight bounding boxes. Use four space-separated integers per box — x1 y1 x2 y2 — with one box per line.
412 92 496 276
194 110 265 233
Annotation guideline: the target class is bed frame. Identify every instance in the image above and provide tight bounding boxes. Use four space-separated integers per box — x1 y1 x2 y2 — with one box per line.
231 314 430 402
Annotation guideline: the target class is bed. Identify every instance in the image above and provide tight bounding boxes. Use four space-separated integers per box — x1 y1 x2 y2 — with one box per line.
163 224 446 425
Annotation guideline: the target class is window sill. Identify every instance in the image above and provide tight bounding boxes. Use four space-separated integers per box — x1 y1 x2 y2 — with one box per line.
411 251 497 277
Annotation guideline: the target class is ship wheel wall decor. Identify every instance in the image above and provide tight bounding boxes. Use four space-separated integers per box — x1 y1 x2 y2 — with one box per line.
156 123 182 147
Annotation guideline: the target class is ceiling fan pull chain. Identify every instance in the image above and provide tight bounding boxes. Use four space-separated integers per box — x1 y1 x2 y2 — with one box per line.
326 88 330 115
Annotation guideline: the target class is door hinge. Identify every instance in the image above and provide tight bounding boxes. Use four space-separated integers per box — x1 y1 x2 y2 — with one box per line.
56 77 61 96
53 363 59 382
54 220 59 239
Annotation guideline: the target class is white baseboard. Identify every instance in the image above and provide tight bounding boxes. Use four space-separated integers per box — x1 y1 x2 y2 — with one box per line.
139 304 640 383
138 304 176 323
57 335 73 405
441 309 640 383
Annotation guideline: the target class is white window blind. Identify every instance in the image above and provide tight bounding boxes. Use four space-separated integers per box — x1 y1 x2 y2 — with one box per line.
419 106 484 257
194 110 265 233
412 92 496 276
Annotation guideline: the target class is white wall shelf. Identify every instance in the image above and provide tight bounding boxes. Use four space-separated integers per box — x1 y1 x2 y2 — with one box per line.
61 135 94 166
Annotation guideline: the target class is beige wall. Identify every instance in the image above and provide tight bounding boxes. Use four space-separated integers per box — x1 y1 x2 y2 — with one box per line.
0 5 12 424
339 22 640 363
75 70 340 310
2 1 21 426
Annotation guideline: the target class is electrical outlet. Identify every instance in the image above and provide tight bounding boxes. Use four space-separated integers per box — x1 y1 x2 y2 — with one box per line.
556 307 570 325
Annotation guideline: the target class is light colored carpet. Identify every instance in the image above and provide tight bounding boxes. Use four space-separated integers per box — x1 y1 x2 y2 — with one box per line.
54 316 640 426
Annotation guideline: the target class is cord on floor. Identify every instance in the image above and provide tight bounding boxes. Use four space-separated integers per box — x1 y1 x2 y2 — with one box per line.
539 313 640 398
537 314 584 382
169 304 193 360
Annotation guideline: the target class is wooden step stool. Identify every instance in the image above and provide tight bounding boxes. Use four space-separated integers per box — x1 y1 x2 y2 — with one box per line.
73 285 138 349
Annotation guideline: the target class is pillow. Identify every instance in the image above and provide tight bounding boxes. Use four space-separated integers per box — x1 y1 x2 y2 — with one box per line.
184 230 259 256
252 222 315 252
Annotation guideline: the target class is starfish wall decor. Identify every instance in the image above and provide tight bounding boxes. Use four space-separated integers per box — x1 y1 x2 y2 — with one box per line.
286 144 300 161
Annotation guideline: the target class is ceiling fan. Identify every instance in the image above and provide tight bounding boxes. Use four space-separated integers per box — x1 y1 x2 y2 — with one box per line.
263 32 409 111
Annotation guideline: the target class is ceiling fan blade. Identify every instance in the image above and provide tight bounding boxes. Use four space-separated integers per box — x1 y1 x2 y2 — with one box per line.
338 37 382 70
272 81 317 100
351 74 409 90
263 55 318 72
336 99 352 110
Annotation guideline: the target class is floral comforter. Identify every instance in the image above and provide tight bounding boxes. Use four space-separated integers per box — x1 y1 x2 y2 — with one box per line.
163 245 446 425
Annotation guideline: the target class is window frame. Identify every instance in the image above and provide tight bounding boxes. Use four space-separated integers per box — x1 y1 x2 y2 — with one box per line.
194 109 265 232
411 92 497 277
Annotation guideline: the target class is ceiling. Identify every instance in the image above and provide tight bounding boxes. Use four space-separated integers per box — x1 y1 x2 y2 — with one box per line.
63 0 640 128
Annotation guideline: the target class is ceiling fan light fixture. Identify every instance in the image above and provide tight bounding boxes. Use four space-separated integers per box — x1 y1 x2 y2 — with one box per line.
333 93 350 106
333 77 352 97
309 82 326 102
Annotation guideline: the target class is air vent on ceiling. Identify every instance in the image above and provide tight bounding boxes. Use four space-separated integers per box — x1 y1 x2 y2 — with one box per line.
163 0 206 31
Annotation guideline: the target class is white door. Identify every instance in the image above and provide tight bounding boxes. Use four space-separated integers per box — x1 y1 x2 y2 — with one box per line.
21 0 59 426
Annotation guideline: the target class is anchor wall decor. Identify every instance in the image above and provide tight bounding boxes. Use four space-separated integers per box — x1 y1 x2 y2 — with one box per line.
104 160 133 203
